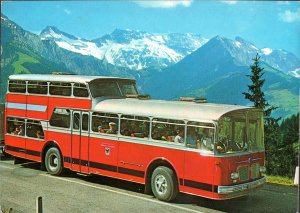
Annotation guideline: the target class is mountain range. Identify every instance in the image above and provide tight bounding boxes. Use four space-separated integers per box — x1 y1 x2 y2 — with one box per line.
40 25 300 77
40 26 208 71
1 13 299 119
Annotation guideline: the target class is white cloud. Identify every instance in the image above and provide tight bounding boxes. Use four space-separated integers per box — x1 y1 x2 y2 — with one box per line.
279 8 300 23
221 1 238 5
134 0 192 8
64 9 71 15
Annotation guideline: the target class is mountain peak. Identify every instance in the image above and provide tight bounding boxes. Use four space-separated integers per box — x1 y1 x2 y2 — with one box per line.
235 36 256 47
104 28 150 43
40 26 78 40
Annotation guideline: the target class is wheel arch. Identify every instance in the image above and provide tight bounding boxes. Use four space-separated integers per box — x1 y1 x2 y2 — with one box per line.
144 158 179 194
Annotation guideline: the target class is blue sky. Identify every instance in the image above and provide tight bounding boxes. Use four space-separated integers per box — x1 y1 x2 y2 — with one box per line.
2 1 300 57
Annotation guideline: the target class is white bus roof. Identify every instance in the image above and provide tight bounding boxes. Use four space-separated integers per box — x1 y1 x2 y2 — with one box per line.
93 98 252 122
8 74 134 84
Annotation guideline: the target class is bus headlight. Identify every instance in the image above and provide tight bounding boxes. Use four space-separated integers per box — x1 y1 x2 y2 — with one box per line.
260 166 266 173
231 172 239 180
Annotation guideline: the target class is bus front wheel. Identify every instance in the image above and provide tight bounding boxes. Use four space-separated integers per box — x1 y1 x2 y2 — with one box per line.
151 166 178 202
45 147 63 175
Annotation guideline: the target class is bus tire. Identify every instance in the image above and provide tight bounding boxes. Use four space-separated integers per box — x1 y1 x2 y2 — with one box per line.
45 147 63 176
151 166 178 202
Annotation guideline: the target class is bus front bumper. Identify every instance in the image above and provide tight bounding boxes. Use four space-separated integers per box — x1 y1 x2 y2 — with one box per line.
218 176 266 194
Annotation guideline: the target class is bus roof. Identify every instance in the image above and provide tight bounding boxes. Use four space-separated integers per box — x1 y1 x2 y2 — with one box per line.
8 74 134 84
93 98 252 122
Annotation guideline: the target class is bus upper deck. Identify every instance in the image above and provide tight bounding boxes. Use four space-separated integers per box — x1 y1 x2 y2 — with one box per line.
6 74 139 120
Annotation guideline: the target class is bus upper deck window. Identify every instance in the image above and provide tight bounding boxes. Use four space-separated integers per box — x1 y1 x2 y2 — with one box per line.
73 83 89 97
118 82 138 95
8 80 26 93
28 81 48 95
49 82 71 96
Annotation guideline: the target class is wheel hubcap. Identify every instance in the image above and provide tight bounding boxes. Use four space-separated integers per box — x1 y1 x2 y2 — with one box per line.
155 175 168 195
49 153 58 171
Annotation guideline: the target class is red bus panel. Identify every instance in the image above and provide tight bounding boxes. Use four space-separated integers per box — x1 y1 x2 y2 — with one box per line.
47 97 91 120
89 135 118 177
6 94 27 117
26 95 48 120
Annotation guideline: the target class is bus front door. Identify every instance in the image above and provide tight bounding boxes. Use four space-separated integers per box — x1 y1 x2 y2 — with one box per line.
71 111 90 173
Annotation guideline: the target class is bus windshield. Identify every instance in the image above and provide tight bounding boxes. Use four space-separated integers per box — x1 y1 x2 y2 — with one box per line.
216 110 264 155
89 79 138 98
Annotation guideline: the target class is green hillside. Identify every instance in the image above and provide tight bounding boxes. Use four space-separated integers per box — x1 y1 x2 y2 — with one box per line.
0 43 70 102
185 65 299 119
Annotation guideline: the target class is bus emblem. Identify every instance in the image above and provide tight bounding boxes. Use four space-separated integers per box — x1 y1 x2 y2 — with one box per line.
105 147 110 156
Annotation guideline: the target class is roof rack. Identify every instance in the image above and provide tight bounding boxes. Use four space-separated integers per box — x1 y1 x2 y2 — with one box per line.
126 94 151 100
179 97 207 103
51 72 76 75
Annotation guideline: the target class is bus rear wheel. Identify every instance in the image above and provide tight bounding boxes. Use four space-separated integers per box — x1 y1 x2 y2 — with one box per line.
151 166 178 202
45 147 63 175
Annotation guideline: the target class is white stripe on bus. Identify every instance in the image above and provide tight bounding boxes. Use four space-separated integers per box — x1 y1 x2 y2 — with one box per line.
45 128 213 155
6 102 47 112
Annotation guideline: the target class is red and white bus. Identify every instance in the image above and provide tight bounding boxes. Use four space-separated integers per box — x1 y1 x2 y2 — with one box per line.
4 74 266 201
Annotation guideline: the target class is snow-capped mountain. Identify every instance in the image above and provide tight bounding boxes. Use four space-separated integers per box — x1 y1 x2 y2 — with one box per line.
41 27 208 70
40 27 300 77
40 26 104 61
204 36 300 77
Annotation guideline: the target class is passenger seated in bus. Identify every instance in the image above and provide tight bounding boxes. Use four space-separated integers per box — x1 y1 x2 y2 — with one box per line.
36 130 44 139
167 135 174 142
174 129 184 143
106 122 117 134
152 131 161 140
18 125 25 136
200 128 214 151
120 122 129 133
98 126 106 133
186 127 200 149
12 126 21 135
121 128 131 136
161 130 170 141
26 124 36 138
7 126 14 134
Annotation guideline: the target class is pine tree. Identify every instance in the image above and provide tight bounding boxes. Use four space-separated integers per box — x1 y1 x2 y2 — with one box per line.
242 54 279 119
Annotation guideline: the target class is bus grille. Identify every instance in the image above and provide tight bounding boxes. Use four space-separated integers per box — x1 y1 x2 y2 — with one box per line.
238 166 249 181
251 163 260 179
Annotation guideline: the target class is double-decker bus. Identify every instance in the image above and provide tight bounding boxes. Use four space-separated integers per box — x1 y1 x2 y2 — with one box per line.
4 74 266 201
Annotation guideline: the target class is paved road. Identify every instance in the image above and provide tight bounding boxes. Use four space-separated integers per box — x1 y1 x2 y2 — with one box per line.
0 159 298 213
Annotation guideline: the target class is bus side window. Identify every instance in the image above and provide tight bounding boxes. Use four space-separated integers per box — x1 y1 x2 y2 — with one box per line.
82 114 89 131
8 80 26 93
92 112 118 135
186 122 215 150
27 81 48 95
26 120 45 139
151 118 184 143
73 112 80 130
73 83 89 98
49 108 71 128
6 117 25 136
120 115 149 138
49 82 71 96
